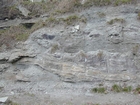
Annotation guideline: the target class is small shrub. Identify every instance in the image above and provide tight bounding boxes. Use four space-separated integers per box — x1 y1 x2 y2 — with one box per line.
112 84 132 92
122 86 132 92
112 84 122 92
15 33 29 41
45 16 59 26
63 15 79 25
134 86 140 94
92 87 106 93
114 0 132 6
92 88 98 93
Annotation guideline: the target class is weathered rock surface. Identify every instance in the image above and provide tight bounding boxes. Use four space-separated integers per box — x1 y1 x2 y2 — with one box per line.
0 52 9 62
8 51 36 63
7 4 139 83
16 73 30 82
0 64 9 72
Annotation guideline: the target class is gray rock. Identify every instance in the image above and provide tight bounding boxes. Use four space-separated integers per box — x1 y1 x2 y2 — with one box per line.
8 51 35 63
16 73 30 82
0 97 8 103
0 52 9 62
18 5 30 17
0 64 9 72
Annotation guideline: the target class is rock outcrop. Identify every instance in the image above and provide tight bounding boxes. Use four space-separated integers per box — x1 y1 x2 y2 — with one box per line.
1 4 140 82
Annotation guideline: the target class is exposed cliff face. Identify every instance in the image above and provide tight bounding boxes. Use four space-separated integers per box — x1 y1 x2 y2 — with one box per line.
0 1 140 105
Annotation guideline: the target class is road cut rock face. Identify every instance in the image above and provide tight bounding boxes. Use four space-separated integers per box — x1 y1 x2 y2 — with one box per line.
1 5 140 83
0 4 140 105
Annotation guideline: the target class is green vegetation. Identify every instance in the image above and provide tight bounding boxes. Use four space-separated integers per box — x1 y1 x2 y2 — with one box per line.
63 15 79 25
114 0 132 6
107 18 125 25
92 0 111 6
82 0 136 7
0 25 29 42
15 33 29 41
92 87 106 93
45 16 59 26
112 84 132 92
134 86 140 94
112 84 122 92
91 84 140 94
122 86 132 92
0 21 44 49
63 15 87 25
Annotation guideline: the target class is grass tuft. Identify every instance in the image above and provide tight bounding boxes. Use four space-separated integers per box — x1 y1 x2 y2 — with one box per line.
112 84 122 92
63 15 79 25
134 86 140 94
107 18 125 25
92 87 106 93
112 84 132 93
